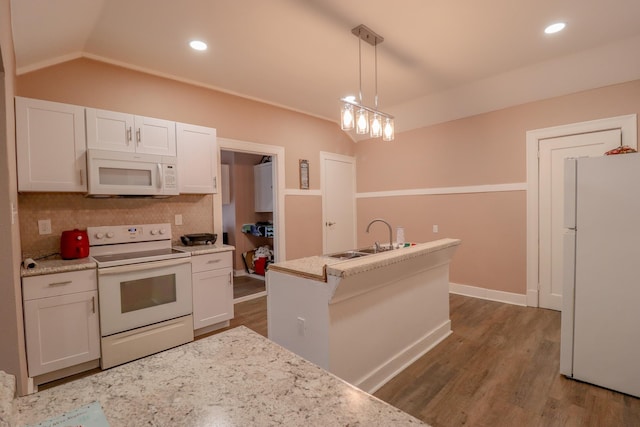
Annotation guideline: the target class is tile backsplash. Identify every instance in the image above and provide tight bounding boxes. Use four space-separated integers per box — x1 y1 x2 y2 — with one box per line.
19 193 214 258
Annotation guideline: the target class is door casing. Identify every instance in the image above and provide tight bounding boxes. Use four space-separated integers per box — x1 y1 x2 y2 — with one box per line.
525 114 637 307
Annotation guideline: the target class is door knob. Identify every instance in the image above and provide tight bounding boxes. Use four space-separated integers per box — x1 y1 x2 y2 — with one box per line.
326 221 336 226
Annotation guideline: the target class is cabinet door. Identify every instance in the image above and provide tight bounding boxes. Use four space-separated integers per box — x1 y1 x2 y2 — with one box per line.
192 268 234 329
86 108 135 152
135 116 176 156
24 290 100 377
177 122 217 193
254 162 273 212
16 97 87 192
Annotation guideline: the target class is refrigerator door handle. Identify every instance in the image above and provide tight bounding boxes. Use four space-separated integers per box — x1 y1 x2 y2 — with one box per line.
560 228 576 376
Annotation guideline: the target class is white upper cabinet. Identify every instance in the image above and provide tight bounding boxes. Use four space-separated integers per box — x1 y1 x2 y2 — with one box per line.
86 108 176 156
176 122 218 194
15 97 88 192
254 162 273 212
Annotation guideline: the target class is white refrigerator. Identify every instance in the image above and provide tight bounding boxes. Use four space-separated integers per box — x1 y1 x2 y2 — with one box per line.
561 154 640 398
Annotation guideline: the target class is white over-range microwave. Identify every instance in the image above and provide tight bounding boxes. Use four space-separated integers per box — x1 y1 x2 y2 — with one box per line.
87 149 179 197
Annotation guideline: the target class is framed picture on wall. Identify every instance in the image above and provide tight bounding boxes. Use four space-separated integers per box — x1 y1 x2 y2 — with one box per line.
299 159 309 189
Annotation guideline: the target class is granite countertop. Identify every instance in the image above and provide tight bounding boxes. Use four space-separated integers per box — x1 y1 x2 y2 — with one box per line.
173 243 235 256
20 245 235 277
20 257 96 278
10 326 426 427
268 238 462 281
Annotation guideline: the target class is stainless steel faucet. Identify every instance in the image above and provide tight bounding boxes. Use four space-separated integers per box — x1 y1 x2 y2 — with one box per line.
366 218 393 251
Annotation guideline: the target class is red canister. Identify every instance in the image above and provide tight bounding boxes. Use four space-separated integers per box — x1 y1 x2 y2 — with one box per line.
60 229 90 259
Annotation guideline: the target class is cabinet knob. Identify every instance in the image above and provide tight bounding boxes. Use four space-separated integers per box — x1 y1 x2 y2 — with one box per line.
326 221 336 227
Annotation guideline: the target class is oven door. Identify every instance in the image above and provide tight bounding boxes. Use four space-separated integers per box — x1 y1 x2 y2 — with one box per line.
97 257 192 336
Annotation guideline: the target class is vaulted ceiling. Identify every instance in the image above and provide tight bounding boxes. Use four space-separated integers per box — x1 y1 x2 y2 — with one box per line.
10 0 640 133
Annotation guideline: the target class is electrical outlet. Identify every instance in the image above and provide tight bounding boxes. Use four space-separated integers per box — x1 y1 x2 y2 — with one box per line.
38 219 52 235
433 224 439 233
175 214 183 225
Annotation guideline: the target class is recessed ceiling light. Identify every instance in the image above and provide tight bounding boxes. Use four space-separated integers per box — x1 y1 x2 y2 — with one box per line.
189 40 207 51
544 22 566 34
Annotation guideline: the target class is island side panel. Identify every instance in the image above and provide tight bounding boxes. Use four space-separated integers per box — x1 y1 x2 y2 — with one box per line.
266 270 334 369
328 254 453 393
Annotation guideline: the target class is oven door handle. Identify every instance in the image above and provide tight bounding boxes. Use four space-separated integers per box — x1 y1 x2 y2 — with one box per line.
98 257 191 276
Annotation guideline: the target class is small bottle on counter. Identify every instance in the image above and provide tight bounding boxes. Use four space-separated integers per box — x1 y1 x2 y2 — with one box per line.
396 227 405 248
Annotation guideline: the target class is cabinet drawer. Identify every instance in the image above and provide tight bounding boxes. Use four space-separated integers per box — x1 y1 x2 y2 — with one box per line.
23 269 97 301
191 251 232 273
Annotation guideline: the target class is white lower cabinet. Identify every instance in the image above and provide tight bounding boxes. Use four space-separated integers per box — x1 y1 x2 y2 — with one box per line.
22 270 100 379
191 251 234 333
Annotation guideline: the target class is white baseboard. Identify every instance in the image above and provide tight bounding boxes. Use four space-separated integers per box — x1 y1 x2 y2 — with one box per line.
449 282 527 306
527 289 539 307
234 290 267 304
355 320 452 394
234 270 265 281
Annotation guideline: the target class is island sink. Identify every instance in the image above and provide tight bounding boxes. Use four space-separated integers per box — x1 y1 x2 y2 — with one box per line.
327 245 396 259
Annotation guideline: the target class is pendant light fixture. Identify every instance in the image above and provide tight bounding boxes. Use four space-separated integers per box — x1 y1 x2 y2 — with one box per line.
340 24 394 141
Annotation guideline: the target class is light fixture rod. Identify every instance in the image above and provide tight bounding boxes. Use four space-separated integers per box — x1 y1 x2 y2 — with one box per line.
374 39 379 108
340 97 394 119
358 33 363 103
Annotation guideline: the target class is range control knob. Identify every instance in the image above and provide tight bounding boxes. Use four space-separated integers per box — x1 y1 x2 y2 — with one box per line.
95 232 104 239
106 232 115 238
159 229 167 235
150 229 158 236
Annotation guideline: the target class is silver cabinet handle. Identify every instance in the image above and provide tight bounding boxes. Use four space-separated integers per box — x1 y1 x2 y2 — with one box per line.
213 176 217 191
91 296 95 314
157 163 163 189
326 221 336 226
127 127 132 144
79 169 84 186
136 128 141 146
207 259 221 264
49 280 72 287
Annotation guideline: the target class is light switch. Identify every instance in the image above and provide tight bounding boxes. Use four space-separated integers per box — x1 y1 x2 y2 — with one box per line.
433 224 439 233
175 214 183 225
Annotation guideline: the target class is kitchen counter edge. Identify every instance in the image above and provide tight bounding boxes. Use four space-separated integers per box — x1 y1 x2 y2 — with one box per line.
21 245 235 277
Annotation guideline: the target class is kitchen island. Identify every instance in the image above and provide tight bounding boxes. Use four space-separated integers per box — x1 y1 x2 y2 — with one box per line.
267 238 461 393
6 326 425 426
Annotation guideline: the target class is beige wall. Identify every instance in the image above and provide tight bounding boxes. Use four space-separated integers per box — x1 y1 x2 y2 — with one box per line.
6 34 640 394
356 79 640 295
16 58 355 191
16 58 354 262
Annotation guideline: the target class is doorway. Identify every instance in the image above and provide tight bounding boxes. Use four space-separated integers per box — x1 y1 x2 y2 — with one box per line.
217 138 285 303
526 115 637 309
321 152 356 254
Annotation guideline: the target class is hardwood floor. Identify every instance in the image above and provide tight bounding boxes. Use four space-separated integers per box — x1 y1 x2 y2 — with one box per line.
39 293 640 426
233 275 266 299
228 294 640 427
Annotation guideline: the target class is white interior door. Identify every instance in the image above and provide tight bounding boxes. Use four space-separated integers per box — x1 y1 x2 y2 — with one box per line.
321 152 356 254
538 129 621 310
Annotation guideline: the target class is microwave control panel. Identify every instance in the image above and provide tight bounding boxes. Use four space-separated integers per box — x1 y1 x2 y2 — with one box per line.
163 164 177 189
